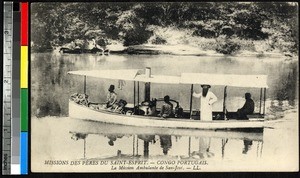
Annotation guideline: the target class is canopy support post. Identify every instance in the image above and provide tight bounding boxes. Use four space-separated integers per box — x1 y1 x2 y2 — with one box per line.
189 84 193 119
263 88 266 115
223 86 227 120
83 76 86 94
259 88 262 114
134 81 136 114
137 82 140 115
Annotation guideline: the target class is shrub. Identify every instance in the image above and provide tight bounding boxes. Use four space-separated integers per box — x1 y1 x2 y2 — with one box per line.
193 29 216 38
150 36 167 44
215 38 241 55
123 28 153 46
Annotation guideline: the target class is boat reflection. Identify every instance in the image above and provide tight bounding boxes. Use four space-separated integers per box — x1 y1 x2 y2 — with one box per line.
137 135 155 158
159 135 172 155
243 139 252 154
69 122 264 160
106 134 124 146
188 137 215 159
70 133 88 159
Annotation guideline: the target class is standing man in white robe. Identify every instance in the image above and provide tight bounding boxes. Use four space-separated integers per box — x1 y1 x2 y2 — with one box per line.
193 85 218 121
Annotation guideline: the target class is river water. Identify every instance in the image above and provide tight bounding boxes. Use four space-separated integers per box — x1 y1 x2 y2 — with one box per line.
31 53 298 172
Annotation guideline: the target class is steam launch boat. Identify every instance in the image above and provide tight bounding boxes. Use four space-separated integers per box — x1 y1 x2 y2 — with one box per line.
68 68 268 132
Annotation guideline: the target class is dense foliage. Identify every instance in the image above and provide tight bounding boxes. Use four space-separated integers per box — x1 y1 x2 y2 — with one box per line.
31 2 298 55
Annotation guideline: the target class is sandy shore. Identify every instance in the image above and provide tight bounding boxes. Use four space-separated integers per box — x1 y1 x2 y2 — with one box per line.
108 44 293 59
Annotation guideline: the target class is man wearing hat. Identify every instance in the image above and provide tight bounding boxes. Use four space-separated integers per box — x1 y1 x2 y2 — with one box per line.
193 85 217 121
237 93 254 119
106 85 117 108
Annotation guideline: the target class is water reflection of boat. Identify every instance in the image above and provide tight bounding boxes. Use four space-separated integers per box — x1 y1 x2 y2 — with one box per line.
106 134 124 146
159 135 172 155
243 139 253 154
70 122 263 141
69 130 263 160
183 137 215 159
68 68 268 131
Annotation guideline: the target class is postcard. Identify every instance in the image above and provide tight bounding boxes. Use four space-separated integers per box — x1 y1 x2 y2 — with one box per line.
30 2 299 172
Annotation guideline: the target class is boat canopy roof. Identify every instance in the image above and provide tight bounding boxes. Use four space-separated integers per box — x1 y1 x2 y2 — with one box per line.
68 70 268 88
180 73 268 88
68 69 181 84
68 69 141 81
134 74 180 84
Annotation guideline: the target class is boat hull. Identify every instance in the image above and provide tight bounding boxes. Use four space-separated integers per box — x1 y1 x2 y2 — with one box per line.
69 101 264 131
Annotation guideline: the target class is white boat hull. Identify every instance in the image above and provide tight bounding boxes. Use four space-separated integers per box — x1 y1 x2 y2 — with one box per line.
69 101 264 130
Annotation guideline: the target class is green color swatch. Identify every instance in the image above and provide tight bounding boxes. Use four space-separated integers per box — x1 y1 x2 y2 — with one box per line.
21 89 28 131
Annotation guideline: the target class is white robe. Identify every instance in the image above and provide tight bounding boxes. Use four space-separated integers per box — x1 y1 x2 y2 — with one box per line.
193 91 217 121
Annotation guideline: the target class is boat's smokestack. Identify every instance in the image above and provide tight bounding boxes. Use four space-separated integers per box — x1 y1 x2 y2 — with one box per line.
145 67 151 78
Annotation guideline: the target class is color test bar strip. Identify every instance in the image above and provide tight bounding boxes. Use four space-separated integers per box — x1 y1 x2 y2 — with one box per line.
20 2 28 175
2 2 13 175
12 2 21 174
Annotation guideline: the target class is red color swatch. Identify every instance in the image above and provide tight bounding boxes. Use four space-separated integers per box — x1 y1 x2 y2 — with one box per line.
21 2 28 46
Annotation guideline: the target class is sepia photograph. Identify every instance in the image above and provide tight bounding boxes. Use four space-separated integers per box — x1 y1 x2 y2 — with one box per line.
30 2 299 172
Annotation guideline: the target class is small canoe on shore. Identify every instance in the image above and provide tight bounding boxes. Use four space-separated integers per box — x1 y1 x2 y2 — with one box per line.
59 47 109 54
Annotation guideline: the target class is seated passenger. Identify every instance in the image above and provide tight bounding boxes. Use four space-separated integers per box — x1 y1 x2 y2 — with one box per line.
158 95 173 118
237 93 254 120
105 85 117 108
110 99 127 113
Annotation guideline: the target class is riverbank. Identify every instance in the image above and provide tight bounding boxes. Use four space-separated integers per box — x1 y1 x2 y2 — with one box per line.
98 43 296 59
264 100 298 120
33 38 298 59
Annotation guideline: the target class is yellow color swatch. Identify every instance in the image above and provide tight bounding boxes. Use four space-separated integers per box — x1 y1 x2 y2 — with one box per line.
21 46 28 88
